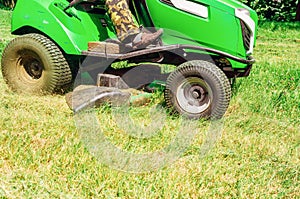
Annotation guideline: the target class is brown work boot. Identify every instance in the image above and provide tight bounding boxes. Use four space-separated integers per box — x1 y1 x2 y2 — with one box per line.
132 28 163 49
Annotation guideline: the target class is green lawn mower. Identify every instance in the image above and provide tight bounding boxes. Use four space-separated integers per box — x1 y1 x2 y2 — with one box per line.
1 0 258 119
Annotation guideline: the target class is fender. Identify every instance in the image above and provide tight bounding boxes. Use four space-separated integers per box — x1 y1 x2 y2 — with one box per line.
11 0 112 55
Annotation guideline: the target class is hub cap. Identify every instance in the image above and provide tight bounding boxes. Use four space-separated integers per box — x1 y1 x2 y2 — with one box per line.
176 77 212 114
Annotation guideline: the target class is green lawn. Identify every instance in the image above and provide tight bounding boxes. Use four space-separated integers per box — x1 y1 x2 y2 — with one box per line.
0 10 12 55
0 9 299 198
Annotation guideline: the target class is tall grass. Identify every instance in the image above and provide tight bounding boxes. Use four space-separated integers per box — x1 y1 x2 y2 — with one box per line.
0 9 299 198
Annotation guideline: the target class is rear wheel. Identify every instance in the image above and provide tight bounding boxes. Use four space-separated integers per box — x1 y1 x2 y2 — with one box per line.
1 33 72 94
164 60 231 119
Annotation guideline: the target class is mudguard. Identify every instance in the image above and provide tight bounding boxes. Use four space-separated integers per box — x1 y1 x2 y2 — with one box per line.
11 0 114 55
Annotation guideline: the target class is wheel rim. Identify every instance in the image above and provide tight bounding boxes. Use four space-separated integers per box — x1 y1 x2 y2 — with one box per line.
17 49 44 80
176 77 212 114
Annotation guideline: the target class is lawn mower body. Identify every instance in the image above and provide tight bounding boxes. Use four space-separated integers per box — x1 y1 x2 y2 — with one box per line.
11 0 257 71
2 0 258 119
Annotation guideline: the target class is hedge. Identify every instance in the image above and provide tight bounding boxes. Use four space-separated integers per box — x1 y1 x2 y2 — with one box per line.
239 0 298 22
0 0 16 9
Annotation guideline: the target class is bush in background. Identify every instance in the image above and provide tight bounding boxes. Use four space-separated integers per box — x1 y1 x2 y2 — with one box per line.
0 0 16 9
240 0 298 22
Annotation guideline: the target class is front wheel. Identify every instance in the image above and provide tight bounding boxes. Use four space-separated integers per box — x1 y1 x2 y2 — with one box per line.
1 33 72 94
164 60 231 119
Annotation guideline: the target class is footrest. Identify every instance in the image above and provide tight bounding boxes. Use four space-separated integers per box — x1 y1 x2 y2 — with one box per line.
88 41 121 54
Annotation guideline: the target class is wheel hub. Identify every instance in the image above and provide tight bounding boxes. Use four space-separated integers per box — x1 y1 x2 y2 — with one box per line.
176 77 212 114
25 60 43 79
17 50 44 80
190 85 206 102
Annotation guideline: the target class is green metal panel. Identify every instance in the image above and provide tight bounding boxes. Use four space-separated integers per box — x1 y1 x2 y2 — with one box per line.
146 0 257 69
146 0 242 57
11 0 114 55
211 0 250 12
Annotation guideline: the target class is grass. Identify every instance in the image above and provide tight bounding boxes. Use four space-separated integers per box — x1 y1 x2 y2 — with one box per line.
0 9 299 198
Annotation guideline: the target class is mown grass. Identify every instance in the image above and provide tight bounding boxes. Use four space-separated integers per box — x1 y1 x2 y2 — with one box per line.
0 9 299 198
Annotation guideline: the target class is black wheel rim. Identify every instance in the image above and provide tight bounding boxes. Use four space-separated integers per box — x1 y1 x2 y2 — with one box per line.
176 77 212 114
17 49 44 80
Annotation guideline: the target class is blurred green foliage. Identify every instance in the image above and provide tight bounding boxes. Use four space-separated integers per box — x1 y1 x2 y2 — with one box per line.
239 0 298 22
0 0 16 9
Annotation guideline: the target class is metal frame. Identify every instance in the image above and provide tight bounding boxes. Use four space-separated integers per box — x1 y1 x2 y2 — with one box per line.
82 44 255 64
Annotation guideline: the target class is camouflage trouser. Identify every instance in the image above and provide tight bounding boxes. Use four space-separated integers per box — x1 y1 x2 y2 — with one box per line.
106 0 140 42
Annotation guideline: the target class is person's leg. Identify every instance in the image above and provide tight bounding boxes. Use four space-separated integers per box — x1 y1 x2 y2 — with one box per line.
106 0 163 48
106 0 140 42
